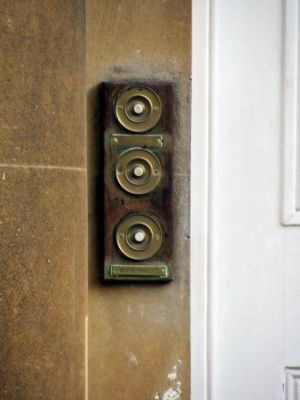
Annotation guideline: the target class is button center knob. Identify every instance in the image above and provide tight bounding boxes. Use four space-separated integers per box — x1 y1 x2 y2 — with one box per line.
134 230 146 243
133 165 145 178
133 102 145 115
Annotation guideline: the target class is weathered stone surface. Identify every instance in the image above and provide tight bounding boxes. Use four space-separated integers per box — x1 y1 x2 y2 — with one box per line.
0 1 86 167
0 0 190 397
87 0 191 398
0 168 86 400
0 1 87 398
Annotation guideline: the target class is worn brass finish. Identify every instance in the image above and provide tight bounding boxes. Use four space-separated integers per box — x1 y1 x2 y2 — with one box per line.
116 214 162 260
109 264 171 281
115 148 161 195
114 86 162 132
111 134 164 149
103 83 174 284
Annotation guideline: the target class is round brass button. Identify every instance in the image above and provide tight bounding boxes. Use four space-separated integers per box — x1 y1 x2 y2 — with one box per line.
115 148 161 195
116 214 162 260
114 86 162 132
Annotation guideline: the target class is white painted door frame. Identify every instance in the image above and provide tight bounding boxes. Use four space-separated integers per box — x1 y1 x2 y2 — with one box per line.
191 0 210 398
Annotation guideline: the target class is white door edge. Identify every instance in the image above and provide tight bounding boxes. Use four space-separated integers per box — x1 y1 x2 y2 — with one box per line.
191 0 211 399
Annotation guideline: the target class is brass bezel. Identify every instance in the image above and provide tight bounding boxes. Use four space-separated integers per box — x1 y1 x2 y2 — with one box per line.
114 86 162 132
115 148 161 195
115 214 162 260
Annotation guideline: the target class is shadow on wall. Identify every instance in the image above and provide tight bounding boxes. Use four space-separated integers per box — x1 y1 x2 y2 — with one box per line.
87 84 105 286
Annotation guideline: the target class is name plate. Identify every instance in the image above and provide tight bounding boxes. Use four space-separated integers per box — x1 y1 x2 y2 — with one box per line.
108 264 172 281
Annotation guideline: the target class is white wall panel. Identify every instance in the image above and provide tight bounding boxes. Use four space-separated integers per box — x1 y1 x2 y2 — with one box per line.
208 0 300 399
282 0 300 225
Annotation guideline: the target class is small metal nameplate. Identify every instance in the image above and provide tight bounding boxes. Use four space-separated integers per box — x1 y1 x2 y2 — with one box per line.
111 134 164 149
108 264 171 281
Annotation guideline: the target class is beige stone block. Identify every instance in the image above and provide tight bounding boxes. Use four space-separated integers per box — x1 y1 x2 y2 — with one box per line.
0 1 86 167
0 168 87 400
87 0 191 398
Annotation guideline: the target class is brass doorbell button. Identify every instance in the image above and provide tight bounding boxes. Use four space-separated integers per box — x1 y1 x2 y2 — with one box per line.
114 86 162 132
115 148 161 195
116 214 162 260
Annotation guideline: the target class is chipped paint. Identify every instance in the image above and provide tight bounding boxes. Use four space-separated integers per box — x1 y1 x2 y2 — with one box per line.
127 352 138 366
153 359 183 400
162 387 181 400
168 371 177 381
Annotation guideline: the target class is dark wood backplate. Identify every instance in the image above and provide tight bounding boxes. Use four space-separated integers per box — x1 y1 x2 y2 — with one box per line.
102 82 174 281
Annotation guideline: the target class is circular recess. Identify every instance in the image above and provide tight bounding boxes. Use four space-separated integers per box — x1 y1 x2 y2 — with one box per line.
115 148 161 195
116 214 162 260
114 86 162 132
